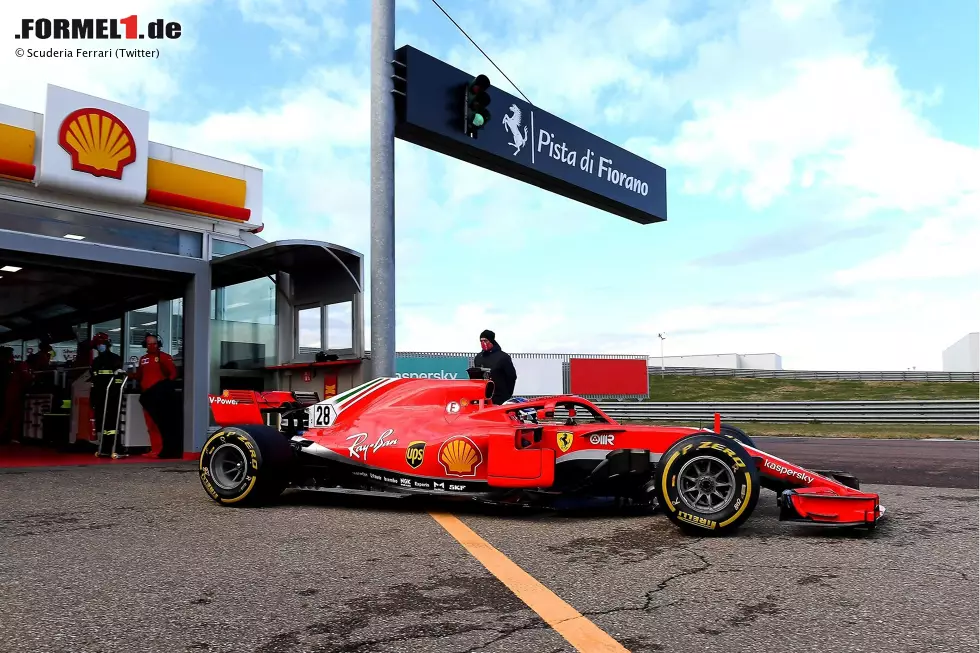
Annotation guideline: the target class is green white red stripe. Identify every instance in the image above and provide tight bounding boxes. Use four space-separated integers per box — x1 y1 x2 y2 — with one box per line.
326 377 398 413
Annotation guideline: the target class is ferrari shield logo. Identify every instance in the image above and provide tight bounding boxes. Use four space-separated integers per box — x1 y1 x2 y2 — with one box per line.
557 431 573 453
406 441 425 469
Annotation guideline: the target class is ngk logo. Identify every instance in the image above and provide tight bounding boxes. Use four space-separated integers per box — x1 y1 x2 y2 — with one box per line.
209 396 238 406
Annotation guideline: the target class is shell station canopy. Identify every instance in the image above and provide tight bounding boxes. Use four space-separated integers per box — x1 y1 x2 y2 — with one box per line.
0 84 365 454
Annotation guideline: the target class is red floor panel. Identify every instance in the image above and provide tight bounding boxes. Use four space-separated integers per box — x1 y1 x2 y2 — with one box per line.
0 444 196 468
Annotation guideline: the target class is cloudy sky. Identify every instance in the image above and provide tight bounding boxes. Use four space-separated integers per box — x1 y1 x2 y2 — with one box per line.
1 0 977 370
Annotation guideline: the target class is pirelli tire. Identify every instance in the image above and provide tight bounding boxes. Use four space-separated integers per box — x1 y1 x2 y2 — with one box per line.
654 432 760 535
199 425 294 506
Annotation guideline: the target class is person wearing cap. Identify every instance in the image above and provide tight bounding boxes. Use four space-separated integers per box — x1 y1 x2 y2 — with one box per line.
90 332 124 457
26 338 54 371
472 329 518 405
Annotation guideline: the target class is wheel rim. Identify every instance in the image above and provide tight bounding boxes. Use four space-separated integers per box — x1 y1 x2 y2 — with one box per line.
677 455 736 513
209 443 250 490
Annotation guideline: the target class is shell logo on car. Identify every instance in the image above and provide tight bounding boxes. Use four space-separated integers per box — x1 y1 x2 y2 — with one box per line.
58 107 136 179
438 436 483 477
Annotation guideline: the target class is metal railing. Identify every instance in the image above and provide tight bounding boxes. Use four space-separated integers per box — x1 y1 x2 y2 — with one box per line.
646 366 979 382
592 400 980 425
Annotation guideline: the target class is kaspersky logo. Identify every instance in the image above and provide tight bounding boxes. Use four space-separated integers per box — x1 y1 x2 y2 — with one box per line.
58 107 136 179
395 371 459 379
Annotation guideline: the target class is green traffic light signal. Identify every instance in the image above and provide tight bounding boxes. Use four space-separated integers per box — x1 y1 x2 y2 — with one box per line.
465 74 491 137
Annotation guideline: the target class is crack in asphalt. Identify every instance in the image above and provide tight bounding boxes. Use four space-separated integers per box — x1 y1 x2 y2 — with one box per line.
643 543 712 610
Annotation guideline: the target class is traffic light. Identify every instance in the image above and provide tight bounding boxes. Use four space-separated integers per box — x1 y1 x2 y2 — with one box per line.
464 74 491 138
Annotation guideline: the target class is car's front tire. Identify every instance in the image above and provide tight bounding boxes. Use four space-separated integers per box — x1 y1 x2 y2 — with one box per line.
654 432 760 535
199 425 293 506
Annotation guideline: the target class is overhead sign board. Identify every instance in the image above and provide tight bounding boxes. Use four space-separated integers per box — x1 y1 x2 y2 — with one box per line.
394 46 667 225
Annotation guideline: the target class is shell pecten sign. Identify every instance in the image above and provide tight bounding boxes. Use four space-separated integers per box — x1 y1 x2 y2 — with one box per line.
58 107 137 179
38 84 150 204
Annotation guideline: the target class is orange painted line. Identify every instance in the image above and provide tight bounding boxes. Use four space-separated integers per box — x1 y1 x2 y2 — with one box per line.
429 512 631 653
147 158 246 208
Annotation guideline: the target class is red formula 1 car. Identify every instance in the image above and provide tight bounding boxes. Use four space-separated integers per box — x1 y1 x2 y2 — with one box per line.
201 376 885 535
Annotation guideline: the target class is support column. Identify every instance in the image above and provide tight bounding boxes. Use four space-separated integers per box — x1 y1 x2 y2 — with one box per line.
370 0 396 378
157 299 173 355
183 267 212 453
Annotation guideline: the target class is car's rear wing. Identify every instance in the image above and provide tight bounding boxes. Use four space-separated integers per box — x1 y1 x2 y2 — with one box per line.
208 390 320 432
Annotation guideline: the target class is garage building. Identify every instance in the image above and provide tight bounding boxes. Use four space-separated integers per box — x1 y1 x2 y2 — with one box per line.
0 84 367 466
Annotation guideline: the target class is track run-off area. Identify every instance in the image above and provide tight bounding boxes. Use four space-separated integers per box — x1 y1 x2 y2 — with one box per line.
0 437 977 653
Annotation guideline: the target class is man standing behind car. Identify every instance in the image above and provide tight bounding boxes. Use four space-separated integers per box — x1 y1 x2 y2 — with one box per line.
473 329 517 405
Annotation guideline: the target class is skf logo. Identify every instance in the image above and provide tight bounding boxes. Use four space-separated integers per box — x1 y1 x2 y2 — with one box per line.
438 436 483 477
58 108 136 179
556 431 573 453
405 441 425 469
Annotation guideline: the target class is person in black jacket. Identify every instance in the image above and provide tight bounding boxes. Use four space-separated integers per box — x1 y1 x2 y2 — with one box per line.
90 332 123 455
472 329 517 405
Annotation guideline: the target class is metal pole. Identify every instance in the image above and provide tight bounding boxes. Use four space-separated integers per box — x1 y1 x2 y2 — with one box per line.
660 338 664 378
658 333 665 378
370 0 396 378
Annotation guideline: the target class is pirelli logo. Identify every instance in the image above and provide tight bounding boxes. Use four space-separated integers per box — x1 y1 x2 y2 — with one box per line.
677 511 717 529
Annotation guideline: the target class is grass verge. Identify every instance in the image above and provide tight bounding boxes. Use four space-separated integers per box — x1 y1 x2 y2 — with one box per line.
647 375 979 402
622 420 979 440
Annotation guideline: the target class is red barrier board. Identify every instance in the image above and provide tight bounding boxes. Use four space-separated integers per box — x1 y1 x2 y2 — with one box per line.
569 358 649 395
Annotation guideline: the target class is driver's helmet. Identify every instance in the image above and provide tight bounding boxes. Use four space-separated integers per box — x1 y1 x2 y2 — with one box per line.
503 397 537 423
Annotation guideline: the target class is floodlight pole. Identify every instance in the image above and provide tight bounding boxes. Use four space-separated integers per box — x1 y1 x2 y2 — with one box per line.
658 332 666 378
370 0 396 378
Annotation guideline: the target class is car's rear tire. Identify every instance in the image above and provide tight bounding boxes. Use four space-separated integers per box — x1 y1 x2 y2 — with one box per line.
654 432 760 535
199 425 293 506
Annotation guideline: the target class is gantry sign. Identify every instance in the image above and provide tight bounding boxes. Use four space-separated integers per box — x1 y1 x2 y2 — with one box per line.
392 45 668 225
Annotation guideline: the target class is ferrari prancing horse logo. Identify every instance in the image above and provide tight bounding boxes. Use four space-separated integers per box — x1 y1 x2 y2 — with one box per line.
557 431 573 453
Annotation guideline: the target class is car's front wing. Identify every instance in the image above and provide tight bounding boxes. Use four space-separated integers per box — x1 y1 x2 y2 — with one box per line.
743 444 885 529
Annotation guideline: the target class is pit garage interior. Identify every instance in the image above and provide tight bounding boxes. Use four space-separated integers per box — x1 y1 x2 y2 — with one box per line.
0 197 367 467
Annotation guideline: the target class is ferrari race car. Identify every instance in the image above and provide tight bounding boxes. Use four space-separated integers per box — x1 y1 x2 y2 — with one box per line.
201 376 885 535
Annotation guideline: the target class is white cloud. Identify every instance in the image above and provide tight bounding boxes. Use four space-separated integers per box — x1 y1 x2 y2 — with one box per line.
621 0 977 219
235 0 350 56
835 206 980 284
0 0 207 113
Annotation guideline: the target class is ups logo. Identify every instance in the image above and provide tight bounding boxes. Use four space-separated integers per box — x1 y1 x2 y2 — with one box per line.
406 441 425 469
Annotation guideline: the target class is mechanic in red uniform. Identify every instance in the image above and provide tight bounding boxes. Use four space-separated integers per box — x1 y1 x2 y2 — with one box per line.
134 333 182 458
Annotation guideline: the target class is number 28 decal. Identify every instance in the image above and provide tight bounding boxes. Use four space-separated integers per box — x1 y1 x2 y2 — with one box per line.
309 404 332 428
